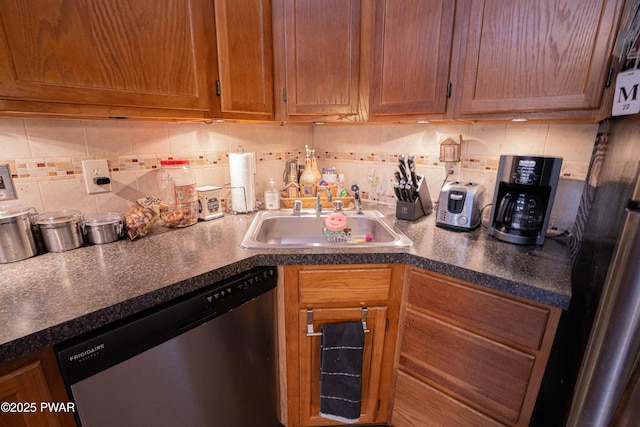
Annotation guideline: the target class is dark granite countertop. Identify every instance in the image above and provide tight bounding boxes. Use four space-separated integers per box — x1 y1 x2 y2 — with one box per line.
0 202 572 364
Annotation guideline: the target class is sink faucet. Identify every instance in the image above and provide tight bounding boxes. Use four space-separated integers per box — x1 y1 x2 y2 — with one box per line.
315 187 333 213
292 199 303 215
351 184 364 215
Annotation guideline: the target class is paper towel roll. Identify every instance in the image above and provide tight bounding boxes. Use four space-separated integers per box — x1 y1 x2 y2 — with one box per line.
229 152 256 213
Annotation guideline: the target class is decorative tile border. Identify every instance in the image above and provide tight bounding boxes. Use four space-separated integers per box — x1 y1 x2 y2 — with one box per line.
1 150 589 183
317 152 588 181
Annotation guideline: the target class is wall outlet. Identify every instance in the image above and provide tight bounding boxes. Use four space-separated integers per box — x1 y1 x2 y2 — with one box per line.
81 160 112 194
0 164 17 200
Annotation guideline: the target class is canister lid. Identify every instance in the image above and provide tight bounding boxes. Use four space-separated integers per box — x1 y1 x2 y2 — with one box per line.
160 159 189 166
34 209 82 224
84 212 123 226
0 204 33 219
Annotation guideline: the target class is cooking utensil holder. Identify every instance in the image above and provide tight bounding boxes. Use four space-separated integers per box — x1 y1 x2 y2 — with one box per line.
396 176 433 221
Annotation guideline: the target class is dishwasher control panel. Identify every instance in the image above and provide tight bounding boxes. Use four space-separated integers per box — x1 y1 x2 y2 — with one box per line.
205 266 276 304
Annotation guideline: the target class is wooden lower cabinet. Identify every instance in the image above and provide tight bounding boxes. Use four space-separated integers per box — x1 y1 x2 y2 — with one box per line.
0 347 76 427
392 370 504 427
390 268 562 427
283 264 404 426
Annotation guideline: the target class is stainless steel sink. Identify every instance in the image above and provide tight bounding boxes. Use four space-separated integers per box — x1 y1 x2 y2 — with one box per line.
241 209 413 248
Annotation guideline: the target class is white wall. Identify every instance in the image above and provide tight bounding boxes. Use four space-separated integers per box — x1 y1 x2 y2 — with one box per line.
313 122 597 229
0 118 597 229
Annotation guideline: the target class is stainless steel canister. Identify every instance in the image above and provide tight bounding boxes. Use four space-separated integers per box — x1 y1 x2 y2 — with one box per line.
34 210 84 253
0 205 38 263
84 212 124 244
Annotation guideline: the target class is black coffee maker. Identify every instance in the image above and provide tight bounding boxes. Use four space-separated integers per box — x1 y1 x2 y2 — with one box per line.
488 155 562 245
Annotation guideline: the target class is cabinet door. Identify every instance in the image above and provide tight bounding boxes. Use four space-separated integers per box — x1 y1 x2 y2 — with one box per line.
0 347 75 427
0 0 214 118
278 0 364 118
400 308 536 425
392 370 504 427
391 269 562 427
214 0 274 120
370 0 455 118
283 264 404 427
457 0 623 117
297 306 387 426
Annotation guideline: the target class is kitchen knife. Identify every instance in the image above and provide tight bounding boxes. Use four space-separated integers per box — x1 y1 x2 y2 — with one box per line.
407 155 418 186
407 155 420 201
393 177 403 201
394 171 404 201
405 179 415 203
397 154 410 182
400 179 413 202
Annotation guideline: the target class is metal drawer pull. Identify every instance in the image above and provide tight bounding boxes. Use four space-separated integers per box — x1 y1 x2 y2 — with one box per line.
306 307 370 337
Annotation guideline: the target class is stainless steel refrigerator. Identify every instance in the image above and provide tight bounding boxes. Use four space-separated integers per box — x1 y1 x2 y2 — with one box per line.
531 115 640 426
567 172 640 426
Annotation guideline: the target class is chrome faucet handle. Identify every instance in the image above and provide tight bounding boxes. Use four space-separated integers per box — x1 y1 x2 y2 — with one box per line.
332 200 344 212
292 200 303 215
351 183 364 215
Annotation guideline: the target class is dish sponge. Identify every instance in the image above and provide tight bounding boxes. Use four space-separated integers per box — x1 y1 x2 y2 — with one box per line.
324 212 347 232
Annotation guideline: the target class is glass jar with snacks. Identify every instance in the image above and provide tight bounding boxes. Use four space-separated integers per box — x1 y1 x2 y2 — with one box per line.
158 160 198 227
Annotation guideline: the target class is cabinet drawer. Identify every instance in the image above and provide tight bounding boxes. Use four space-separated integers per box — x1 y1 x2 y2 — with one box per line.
297 267 392 305
407 270 550 350
392 370 504 427
400 309 535 425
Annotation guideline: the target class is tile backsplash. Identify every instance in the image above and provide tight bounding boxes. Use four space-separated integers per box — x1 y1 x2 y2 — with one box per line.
0 118 597 230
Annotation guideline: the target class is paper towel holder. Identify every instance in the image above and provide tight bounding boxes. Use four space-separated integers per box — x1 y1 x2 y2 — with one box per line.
229 145 257 213
229 185 256 214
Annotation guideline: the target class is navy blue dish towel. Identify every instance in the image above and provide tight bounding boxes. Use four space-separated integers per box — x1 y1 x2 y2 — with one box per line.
319 321 365 424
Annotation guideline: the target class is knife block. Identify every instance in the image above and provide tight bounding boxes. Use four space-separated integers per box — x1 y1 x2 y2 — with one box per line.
395 176 433 221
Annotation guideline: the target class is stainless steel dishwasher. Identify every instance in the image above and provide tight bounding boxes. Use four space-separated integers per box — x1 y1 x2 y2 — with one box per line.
56 266 281 427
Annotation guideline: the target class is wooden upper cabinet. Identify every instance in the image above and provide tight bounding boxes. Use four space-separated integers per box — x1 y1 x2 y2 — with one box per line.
274 0 367 120
370 0 455 119
456 0 624 118
213 0 274 120
0 0 215 119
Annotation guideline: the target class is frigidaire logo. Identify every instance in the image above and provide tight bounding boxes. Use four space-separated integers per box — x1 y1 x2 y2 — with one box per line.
69 344 105 362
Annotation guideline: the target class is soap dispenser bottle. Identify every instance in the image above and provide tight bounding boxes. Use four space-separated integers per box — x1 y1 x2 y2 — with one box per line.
264 178 281 210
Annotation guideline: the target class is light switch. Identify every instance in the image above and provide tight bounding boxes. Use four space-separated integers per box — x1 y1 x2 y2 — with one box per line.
81 160 112 194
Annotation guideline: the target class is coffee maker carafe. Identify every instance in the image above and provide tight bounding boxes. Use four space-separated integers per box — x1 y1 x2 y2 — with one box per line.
488 155 562 245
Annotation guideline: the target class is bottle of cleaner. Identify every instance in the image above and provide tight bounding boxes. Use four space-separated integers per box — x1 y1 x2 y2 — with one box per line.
264 177 281 210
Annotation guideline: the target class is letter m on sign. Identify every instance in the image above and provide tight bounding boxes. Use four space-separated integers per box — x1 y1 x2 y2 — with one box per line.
613 70 640 116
